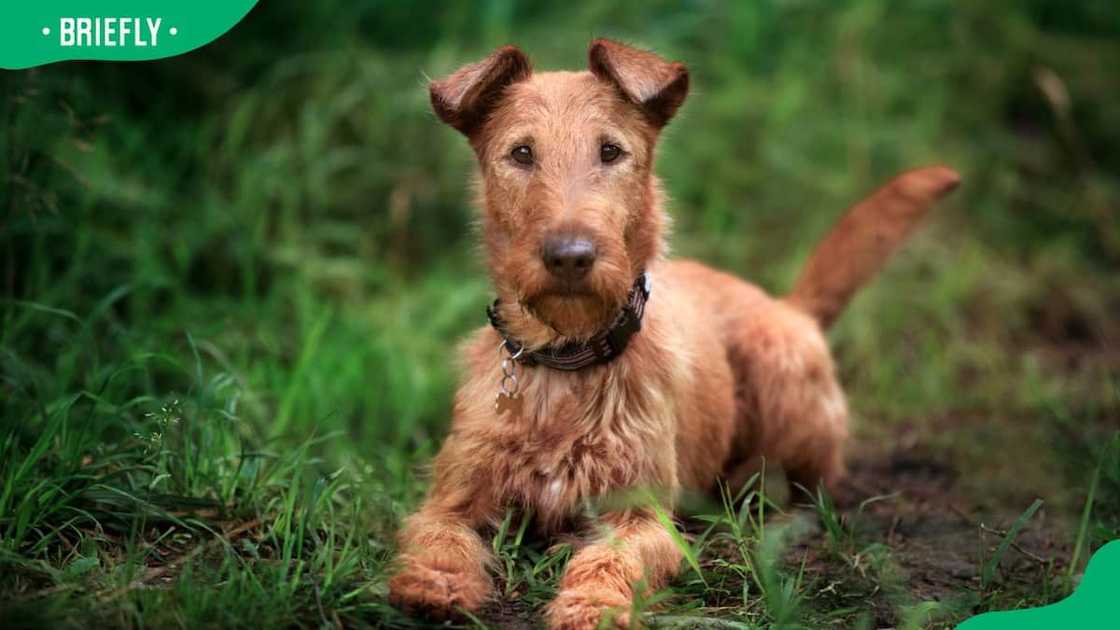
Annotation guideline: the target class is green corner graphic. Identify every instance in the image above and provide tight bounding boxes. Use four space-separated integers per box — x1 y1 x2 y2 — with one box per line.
959 540 1120 629
1 1 259 69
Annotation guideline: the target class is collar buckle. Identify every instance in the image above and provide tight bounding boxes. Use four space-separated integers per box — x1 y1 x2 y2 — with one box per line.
605 305 642 356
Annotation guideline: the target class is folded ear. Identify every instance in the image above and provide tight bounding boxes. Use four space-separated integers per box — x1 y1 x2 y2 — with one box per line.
588 39 689 128
430 45 532 136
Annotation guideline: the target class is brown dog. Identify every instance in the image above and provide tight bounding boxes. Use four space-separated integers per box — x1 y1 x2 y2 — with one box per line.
388 39 959 628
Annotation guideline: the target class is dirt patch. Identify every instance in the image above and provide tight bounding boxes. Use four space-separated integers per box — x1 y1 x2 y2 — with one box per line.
791 435 1072 627
481 598 539 630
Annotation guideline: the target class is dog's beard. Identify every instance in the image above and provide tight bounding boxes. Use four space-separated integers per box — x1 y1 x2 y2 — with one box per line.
526 292 621 340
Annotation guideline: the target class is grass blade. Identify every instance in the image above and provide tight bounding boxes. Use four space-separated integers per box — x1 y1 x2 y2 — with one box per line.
981 498 1043 589
650 500 707 587
1067 443 1105 584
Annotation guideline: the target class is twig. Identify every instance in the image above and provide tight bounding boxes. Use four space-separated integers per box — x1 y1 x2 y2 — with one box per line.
947 503 975 526
313 579 333 629
979 523 1048 565
96 518 262 603
16 582 82 602
886 514 902 543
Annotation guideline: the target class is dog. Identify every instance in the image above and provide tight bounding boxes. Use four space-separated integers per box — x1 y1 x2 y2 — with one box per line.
387 39 959 628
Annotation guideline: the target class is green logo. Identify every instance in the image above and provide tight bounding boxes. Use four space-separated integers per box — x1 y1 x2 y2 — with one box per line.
0 1 259 69
959 540 1120 629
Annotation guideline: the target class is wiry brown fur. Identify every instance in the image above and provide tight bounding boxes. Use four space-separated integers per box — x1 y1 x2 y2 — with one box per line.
389 39 959 628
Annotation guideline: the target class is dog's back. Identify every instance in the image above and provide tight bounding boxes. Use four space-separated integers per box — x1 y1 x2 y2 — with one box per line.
650 165 959 490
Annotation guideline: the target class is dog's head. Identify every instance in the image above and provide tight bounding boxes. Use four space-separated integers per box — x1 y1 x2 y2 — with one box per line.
430 40 689 341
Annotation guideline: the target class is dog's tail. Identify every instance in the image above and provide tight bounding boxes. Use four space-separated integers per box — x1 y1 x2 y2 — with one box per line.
785 166 960 329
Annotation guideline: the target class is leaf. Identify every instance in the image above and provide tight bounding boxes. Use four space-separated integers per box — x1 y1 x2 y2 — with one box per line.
64 556 100 578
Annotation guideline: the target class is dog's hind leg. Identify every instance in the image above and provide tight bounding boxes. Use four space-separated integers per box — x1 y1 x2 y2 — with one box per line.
731 299 850 496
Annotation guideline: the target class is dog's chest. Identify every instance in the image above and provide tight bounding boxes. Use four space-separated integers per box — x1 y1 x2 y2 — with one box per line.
490 374 672 524
503 430 635 526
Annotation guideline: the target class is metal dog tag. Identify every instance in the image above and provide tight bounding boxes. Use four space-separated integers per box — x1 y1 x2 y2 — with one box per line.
495 342 525 417
495 391 522 416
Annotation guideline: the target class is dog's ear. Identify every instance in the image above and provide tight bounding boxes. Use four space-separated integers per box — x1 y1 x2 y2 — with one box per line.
588 39 689 128
430 45 532 136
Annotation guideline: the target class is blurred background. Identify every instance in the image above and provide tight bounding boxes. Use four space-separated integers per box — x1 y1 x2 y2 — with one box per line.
2 1 1118 627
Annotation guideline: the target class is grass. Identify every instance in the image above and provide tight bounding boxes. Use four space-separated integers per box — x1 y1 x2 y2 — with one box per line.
3 0 1120 627
980 499 1044 591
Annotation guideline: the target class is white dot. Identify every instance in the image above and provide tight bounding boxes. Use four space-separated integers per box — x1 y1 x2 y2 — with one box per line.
169 27 178 36
42 27 50 36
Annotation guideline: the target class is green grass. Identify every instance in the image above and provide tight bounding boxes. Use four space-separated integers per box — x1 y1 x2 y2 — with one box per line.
3 1 1120 627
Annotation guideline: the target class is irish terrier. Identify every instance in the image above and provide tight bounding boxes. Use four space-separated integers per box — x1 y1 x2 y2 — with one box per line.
388 39 959 628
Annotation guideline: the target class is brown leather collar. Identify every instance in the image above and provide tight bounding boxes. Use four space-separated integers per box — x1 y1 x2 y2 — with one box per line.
487 273 651 371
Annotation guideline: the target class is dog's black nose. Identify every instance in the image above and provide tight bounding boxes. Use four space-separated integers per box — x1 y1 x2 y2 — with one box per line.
542 235 597 281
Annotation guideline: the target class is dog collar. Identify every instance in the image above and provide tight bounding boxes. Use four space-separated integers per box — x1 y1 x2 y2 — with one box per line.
487 273 652 372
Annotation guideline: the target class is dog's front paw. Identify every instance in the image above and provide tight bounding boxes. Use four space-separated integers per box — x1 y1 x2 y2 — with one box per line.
388 557 491 621
547 588 634 630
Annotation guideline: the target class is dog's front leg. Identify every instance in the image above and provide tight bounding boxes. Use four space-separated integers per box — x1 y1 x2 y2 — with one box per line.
547 509 683 629
388 438 500 623
388 501 494 620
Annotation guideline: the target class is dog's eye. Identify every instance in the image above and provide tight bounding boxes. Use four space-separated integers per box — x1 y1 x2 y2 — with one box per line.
600 143 623 164
510 145 534 166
